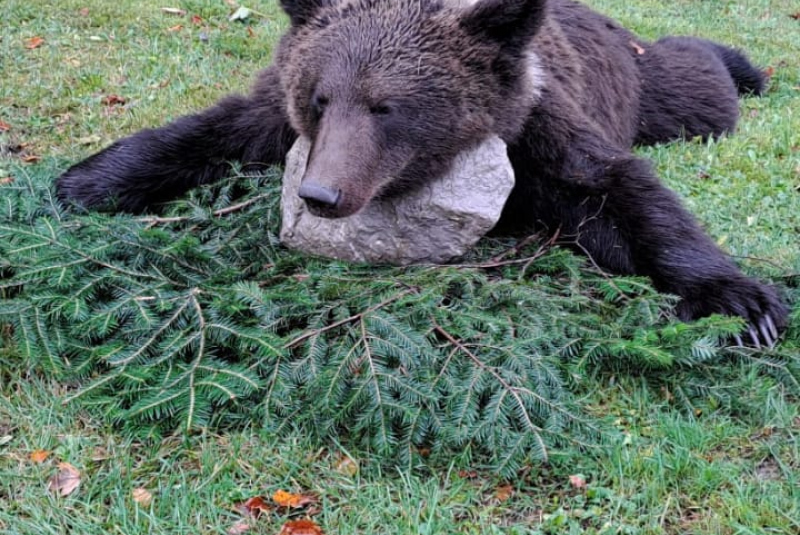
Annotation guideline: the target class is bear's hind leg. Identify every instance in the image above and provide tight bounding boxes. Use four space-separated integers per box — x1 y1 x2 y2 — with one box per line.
634 36 752 146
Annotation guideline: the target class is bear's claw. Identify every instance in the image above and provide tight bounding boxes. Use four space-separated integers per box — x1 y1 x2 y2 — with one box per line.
733 314 781 349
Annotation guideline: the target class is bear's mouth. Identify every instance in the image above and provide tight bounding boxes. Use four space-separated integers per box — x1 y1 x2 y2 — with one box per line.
305 203 348 219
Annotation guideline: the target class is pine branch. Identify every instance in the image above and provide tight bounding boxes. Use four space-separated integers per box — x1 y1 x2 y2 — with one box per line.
284 289 416 349
1 165 796 474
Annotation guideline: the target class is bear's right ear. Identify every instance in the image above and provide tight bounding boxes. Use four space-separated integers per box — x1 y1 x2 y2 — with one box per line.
460 0 547 52
280 0 332 26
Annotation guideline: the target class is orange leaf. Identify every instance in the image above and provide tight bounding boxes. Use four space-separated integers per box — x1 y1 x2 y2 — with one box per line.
48 462 81 497
278 519 324 535
25 36 45 49
191 14 204 25
21 154 41 163
272 490 317 509
764 66 776 78
132 487 153 506
168 24 184 32
494 484 513 502
30 450 50 463
569 474 587 490
0 120 10 132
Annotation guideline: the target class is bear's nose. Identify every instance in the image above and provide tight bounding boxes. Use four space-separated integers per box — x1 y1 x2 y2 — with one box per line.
298 182 342 209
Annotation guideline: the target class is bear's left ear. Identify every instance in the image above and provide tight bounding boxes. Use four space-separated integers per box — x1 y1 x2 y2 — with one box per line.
460 0 547 52
280 0 333 26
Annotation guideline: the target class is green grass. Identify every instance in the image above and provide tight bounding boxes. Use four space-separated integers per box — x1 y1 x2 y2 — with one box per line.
1 1 799 534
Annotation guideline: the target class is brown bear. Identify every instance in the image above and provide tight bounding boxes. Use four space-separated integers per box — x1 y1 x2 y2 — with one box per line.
55 0 787 347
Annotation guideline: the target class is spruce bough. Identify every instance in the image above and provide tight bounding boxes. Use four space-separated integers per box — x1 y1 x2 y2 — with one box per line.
1 164 797 475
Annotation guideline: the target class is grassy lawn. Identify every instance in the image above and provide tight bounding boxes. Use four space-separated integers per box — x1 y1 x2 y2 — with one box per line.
1 1 799 534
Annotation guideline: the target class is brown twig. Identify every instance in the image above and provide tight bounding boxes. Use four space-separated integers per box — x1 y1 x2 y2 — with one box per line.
137 193 271 227
451 230 560 270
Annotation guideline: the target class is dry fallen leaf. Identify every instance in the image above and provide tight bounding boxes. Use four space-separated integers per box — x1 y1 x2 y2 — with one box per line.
0 120 10 132
168 24 184 32
21 154 41 163
191 14 204 25
101 94 127 107
227 520 252 535
25 36 45 49
629 40 646 55
161 7 187 16
132 487 153 506
494 484 513 502
30 450 50 463
764 66 776 78
569 474 587 490
236 496 272 519
48 462 81 497
278 519 325 535
272 490 317 509
334 455 359 476
229 6 252 22
0 177 13 185
77 135 102 146
229 495 272 535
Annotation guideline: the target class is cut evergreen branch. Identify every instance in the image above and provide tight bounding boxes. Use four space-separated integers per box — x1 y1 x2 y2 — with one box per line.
0 163 797 474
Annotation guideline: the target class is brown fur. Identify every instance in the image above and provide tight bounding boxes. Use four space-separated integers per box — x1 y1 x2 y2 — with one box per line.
55 0 786 346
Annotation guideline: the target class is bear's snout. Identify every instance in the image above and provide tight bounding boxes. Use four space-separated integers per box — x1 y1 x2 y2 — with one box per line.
298 178 359 218
298 182 342 210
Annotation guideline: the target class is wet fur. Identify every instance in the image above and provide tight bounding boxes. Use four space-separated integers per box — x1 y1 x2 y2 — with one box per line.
56 0 787 345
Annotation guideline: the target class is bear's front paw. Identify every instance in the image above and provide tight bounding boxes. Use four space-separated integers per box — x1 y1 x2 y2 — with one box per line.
55 140 150 212
56 166 115 211
677 276 789 349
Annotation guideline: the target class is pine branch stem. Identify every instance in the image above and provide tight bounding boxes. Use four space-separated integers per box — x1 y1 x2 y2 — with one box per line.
431 317 550 462
137 193 272 226
284 289 414 349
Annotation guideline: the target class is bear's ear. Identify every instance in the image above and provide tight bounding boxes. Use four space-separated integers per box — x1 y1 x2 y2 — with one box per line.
460 0 547 51
280 0 333 26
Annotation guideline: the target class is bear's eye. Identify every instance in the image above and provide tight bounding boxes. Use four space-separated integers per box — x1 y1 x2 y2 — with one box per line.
311 93 329 119
369 101 394 117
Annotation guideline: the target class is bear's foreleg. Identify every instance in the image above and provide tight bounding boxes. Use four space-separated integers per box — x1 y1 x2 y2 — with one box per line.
56 67 295 212
569 149 787 347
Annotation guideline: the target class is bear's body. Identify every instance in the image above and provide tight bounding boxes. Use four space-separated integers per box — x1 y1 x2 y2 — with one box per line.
56 0 787 346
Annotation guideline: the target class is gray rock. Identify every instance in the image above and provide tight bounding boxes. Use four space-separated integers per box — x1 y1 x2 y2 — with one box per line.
279 136 515 265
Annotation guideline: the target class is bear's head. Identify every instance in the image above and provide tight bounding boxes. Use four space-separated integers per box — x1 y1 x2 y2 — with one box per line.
276 0 547 218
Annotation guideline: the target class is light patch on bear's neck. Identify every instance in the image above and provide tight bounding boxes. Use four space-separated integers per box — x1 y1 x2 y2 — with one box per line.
442 0 480 6
441 0 546 100
523 51 546 101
